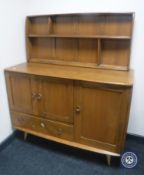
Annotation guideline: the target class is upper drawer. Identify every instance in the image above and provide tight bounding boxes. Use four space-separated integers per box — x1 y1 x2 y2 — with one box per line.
11 111 74 141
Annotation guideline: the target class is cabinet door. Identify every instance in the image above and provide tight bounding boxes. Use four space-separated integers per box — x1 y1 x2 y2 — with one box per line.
75 81 131 153
6 73 33 114
38 77 74 124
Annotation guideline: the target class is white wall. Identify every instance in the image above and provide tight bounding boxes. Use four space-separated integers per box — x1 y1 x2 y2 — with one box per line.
0 0 27 143
27 0 144 136
0 0 144 143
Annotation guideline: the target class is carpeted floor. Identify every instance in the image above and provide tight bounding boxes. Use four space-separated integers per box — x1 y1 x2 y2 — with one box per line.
0 132 144 175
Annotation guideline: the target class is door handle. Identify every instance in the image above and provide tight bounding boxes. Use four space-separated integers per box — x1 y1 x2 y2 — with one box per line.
36 93 42 100
32 92 37 99
75 106 81 113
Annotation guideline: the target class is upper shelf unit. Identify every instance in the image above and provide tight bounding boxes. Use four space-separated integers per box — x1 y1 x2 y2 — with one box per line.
26 13 134 70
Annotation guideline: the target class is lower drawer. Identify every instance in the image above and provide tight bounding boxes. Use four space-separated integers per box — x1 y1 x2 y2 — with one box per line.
11 111 74 141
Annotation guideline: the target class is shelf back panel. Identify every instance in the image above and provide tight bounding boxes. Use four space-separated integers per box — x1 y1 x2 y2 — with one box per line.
101 39 130 67
28 38 99 65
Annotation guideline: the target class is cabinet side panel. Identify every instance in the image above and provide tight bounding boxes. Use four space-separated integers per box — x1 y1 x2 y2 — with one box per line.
5 72 14 109
117 88 132 152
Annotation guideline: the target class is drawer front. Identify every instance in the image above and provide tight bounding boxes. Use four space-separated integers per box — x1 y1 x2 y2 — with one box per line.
11 112 74 141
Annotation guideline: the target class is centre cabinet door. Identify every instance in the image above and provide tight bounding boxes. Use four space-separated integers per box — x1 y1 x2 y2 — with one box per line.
74 81 131 153
35 77 74 124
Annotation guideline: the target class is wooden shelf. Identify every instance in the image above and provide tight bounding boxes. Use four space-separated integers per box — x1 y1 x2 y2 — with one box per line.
28 34 131 40
5 63 133 86
26 13 134 70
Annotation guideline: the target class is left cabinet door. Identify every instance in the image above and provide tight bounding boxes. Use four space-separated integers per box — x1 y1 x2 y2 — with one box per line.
5 72 34 114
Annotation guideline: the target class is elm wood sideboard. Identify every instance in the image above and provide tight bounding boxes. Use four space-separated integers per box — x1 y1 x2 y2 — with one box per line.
5 63 133 165
5 13 134 165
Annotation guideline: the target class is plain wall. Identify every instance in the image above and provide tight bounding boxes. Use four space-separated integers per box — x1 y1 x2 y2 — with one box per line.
0 0 144 144
0 0 27 143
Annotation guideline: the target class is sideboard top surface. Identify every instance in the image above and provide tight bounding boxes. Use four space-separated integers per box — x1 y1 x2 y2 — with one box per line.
5 63 133 86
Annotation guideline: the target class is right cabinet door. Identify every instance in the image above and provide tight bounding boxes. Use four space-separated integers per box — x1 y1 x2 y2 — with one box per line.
75 81 131 153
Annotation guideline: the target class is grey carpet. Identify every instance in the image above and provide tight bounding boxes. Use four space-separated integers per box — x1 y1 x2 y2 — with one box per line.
0 132 144 175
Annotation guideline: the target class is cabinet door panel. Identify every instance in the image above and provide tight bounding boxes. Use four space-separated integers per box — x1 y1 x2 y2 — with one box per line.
7 73 33 114
75 82 130 152
39 78 74 123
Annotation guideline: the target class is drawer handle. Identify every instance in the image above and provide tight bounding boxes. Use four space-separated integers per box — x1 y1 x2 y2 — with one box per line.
40 122 45 128
17 117 25 122
75 106 81 113
41 112 46 117
57 128 63 135
32 124 35 128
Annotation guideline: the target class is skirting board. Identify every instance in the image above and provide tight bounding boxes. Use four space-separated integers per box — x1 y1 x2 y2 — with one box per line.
0 131 144 152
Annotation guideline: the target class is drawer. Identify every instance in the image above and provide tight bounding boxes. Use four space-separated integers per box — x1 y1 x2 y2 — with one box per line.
11 111 74 141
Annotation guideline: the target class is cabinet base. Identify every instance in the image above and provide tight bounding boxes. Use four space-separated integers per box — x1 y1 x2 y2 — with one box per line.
15 126 120 158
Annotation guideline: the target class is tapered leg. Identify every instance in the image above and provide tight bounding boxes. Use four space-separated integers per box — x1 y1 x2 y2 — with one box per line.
106 155 111 166
24 132 28 140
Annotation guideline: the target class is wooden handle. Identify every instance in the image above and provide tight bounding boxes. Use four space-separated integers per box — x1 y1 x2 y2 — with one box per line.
40 122 45 128
32 92 37 99
37 93 42 100
41 112 46 117
57 128 63 135
17 117 25 122
75 106 81 113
